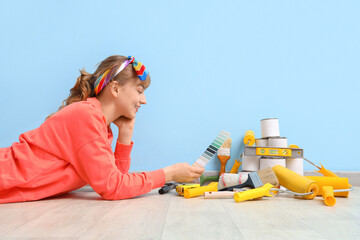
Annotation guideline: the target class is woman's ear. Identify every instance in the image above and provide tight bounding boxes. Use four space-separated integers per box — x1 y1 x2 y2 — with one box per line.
109 81 120 97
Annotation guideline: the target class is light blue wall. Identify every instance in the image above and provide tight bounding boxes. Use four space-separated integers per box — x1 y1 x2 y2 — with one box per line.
1 1 359 172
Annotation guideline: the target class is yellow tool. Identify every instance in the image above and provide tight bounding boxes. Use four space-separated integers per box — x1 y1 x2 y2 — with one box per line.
322 186 336 206
184 182 218 199
244 146 303 158
305 176 351 197
272 165 319 200
176 184 200 196
230 153 243 173
243 130 255 146
234 183 274 203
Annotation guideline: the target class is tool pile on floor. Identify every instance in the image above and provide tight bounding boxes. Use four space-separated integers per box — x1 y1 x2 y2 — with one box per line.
159 118 353 206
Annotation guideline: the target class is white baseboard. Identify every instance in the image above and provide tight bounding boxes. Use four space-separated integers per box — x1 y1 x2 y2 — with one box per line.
201 171 360 186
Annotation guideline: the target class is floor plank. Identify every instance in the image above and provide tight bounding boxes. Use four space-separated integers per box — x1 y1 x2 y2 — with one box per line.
0 186 359 240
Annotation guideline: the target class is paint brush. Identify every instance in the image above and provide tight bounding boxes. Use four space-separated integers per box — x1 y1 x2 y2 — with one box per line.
217 137 232 176
218 167 279 191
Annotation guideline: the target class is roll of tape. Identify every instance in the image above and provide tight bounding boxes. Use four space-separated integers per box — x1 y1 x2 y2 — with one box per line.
260 157 285 170
255 138 268 147
286 158 304 176
261 118 280 138
241 156 260 171
268 137 287 148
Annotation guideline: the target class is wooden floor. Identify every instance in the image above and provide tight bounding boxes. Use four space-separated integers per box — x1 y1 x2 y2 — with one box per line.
0 185 359 240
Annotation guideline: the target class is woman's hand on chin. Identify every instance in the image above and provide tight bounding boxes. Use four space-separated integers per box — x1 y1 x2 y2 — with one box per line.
113 116 135 145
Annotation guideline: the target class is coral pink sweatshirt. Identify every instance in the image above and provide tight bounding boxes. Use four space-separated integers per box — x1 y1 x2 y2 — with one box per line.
0 97 165 204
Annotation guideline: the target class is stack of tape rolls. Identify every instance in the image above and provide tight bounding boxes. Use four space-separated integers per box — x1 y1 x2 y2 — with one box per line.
261 118 280 138
260 157 286 170
286 144 304 176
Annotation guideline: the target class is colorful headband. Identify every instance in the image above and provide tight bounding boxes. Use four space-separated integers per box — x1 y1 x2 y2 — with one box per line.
93 56 149 95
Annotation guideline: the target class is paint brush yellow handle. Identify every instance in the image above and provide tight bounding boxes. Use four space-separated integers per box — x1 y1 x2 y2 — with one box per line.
230 158 242 173
234 183 274 202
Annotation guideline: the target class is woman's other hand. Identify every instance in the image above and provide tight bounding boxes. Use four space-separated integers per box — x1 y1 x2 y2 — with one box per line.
163 163 205 183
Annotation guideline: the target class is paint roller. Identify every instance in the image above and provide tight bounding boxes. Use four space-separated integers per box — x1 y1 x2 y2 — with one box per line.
305 176 351 197
243 130 255 146
304 158 352 193
272 165 319 200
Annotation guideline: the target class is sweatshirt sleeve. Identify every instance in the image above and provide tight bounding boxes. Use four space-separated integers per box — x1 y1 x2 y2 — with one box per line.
74 137 165 200
114 140 133 174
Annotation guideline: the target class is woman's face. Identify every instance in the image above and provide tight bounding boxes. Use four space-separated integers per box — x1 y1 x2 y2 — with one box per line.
116 77 147 119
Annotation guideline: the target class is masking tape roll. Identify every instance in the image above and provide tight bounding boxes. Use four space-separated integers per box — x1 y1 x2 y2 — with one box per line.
241 156 260 171
322 186 336 206
261 118 280 138
306 176 350 197
286 158 304 176
260 157 285 170
268 137 288 148
244 130 255 146
272 165 319 200
255 138 268 147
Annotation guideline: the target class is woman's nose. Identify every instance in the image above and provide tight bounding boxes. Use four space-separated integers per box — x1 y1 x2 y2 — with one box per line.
140 94 147 105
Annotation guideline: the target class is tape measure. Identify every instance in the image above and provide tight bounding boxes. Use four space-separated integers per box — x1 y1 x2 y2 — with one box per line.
244 146 303 158
176 184 200 196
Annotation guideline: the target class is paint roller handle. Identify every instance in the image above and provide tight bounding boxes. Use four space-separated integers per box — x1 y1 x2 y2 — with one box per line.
270 188 314 196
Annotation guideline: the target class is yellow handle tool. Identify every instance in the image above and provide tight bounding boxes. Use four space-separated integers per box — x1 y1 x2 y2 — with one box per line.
230 157 242 173
234 183 274 203
184 182 218 199
306 176 350 197
243 130 255 146
322 186 336 206
273 165 319 200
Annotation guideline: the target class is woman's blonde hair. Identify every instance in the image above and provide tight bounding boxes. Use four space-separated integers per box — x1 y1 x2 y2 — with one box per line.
46 55 151 119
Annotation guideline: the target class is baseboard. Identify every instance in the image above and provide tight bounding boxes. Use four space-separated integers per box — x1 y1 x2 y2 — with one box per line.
201 171 360 186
